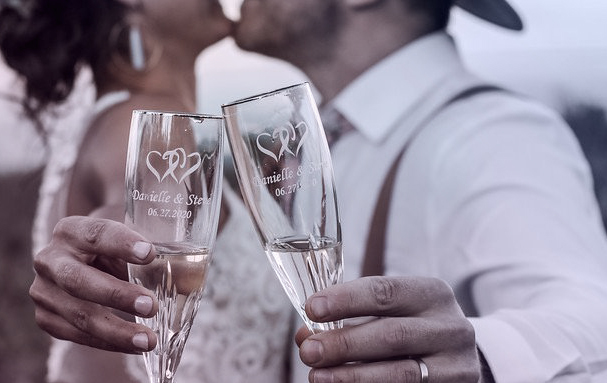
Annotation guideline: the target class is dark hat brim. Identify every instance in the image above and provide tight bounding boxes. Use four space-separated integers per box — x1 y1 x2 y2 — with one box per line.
455 0 524 31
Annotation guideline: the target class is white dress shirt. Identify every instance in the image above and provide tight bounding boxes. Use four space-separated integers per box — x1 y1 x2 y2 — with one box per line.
292 32 607 382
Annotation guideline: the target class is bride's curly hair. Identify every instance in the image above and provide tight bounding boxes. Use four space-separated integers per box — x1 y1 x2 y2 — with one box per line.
0 0 128 128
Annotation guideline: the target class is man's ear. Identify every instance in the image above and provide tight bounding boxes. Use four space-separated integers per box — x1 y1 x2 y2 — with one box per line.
344 0 383 10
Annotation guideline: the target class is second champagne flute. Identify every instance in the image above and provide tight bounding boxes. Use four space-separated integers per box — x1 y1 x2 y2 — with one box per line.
222 82 343 333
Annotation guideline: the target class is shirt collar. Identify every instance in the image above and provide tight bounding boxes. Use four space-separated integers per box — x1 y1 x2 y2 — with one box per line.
331 31 465 143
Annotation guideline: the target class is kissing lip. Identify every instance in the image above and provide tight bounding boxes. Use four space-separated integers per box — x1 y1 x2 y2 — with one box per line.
238 0 262 16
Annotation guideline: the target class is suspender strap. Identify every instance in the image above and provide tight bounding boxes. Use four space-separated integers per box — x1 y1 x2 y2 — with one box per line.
361 85 502 277
360 143 408 276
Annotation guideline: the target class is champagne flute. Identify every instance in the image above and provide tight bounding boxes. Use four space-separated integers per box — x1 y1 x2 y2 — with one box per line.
124 110 224 383
222 82 343 333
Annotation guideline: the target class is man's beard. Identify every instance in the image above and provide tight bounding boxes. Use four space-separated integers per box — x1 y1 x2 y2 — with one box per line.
233 1 340 63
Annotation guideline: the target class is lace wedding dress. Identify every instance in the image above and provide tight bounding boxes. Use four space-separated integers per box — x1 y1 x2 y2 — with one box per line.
32 91 293 383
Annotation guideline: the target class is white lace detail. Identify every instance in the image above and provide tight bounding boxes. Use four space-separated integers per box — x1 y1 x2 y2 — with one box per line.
31 90 130 255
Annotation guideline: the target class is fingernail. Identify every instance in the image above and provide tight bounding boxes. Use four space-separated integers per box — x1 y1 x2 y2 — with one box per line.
133 241 152 260
134 296 153 316
310 296 329 319
301 339 323 365
132 333 149 350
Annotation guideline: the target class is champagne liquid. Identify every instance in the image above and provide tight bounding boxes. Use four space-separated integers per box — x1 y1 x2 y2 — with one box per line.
266 237 343 333
128 243 211 383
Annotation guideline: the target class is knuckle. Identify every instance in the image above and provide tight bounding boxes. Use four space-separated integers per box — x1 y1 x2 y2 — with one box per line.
107 287 126 307
381 320 411 352
32 246 45 263
460 320 476 345
53 217 77 240
32 247 53 275
337 331 355 355
28 281 42 303
429 277 456 304
445 318 476 349
52 217 69 237
370 277 400 308
33 308 69 342
72 309 92 332
57 262 86 296
33 309 50 331
84 221 108 246
326 330 356 360
31 256 44 275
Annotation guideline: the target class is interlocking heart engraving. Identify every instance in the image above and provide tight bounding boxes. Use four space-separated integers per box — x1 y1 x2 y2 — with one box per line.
256 121 309 162
146 148 204 184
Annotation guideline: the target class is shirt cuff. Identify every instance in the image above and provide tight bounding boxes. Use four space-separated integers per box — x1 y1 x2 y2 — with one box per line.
469 316 547 383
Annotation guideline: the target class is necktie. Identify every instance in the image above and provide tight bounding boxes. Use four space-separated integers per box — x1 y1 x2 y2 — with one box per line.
320 106 354 148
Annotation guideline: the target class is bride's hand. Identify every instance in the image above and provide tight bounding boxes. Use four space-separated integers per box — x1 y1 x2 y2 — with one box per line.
29 216 159 353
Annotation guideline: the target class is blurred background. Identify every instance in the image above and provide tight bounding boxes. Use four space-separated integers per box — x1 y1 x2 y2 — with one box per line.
1 0 606 381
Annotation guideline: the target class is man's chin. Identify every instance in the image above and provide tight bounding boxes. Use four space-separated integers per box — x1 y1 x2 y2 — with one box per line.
231 32 275 58
229 19 259 51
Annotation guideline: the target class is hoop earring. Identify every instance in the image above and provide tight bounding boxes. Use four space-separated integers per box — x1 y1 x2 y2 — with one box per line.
129 24 146 71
